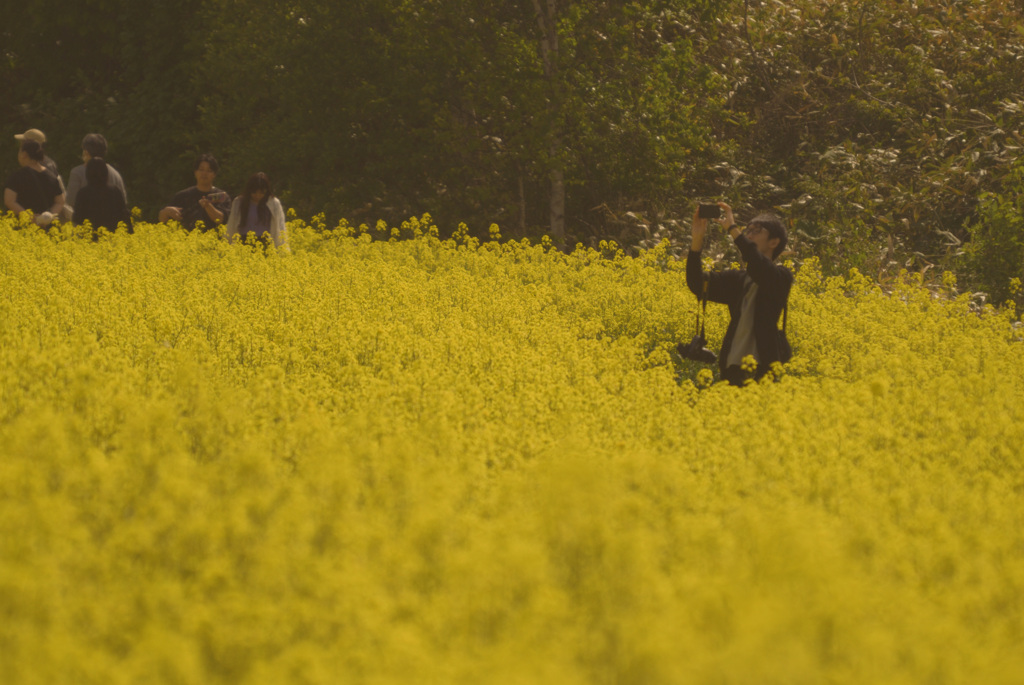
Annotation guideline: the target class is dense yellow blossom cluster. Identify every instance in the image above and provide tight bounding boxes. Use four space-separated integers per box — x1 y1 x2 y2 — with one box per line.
1 213 1022 684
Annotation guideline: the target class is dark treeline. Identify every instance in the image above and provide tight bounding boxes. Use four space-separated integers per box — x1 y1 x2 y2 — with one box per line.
3 0 1024 302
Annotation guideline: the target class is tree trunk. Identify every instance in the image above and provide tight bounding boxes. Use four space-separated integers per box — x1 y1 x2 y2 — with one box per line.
531 0 565 243
518 174 527 235
548 153 565 243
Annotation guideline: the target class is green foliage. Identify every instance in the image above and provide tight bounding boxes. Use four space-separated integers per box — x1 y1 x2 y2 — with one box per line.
964 161 1024 307
711 0 1024 279
0 0 208 212
556 2 731 240
4 0 1024 296
192 0 730 242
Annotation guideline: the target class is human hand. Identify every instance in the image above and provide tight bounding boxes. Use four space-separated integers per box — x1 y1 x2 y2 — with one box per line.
33 211 53 226
718 202 736 230
163 206 182 221
199 196 224 221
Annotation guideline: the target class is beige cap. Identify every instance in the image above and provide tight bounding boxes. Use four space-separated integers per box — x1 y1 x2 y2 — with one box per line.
14 128 47 143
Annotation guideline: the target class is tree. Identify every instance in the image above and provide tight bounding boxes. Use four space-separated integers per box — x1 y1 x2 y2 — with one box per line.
192 0 727 242
708 0 1024 275
0 0 209 214
531 0 566 241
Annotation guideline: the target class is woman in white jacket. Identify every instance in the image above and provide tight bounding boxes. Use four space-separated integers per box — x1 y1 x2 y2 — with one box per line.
225 172 287 249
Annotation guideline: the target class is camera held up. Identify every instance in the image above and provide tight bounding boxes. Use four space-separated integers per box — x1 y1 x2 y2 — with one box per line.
697 203 721 219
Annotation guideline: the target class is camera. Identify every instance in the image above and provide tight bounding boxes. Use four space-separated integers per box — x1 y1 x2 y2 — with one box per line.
677 334 717 364
697 203 721 219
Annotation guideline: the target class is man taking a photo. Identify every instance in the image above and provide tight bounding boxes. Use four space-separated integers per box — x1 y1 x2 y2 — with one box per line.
685 202 793 386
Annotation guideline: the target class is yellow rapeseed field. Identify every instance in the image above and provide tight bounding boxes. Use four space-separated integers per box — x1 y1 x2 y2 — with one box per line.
1 212 1023 684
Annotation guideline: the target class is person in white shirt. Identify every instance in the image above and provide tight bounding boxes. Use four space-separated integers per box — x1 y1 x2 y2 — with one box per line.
224 172 287 250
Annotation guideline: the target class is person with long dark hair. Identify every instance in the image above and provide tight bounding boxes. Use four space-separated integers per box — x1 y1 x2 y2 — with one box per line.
66 133 127 210
73 157 130 236
224 172 287 249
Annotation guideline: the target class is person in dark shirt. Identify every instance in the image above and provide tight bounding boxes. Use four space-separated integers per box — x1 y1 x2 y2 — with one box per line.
73 158 130 237
4 139 65 228
158 154 231 230
685 202 793 386
14 128 71 221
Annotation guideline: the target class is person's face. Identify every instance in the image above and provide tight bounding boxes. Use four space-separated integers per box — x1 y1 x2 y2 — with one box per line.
743 223 780 259
195 161 216 188
250 189 266 204
17 149 29 167
82 149 92 163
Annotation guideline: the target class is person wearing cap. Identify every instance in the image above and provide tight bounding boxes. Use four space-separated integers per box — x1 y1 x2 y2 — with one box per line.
14 128 69 221
158 154 231 230
4 139 65 227
65 134 127 209
14 129 61 180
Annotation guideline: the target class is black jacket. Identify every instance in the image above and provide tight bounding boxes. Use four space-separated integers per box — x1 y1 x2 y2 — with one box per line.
686 234 793 377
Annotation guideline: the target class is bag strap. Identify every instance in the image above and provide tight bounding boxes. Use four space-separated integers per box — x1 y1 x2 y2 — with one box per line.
695 277 709 338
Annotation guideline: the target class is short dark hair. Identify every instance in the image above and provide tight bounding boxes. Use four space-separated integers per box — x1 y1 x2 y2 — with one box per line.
20 139 44 162
195 153 219 174
82 133 108 158
749 213 788 259
85 157 109 187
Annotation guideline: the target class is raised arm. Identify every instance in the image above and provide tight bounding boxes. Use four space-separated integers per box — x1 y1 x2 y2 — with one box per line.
731 231 789 292
687 203 742 304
